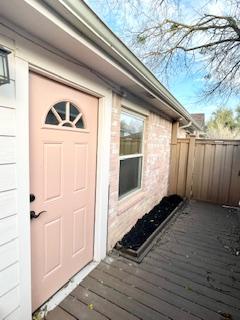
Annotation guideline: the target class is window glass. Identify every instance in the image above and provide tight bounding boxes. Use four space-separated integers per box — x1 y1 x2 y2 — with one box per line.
119 109 145 198
45 109 59 125
75 118 84 129
120 112 144 156
119 157 142 197
70 104 79 122
45 101 85 129
62 122 73 127
54 102 66 120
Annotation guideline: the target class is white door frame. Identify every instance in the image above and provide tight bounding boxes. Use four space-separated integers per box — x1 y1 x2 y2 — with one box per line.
15 50 112 318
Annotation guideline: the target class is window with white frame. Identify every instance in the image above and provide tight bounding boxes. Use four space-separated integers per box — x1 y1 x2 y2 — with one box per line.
119 109 144 198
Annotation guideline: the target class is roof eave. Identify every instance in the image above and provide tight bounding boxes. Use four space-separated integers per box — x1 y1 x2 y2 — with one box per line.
51 0 202 130
40 0 202 131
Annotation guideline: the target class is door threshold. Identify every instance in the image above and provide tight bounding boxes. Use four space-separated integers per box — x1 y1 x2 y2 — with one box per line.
37 261 99 317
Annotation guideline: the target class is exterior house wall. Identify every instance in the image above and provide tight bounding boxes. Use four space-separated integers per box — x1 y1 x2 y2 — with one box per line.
0 35 21 320
108 93 172 250
0 23 112 318
0 13 176 318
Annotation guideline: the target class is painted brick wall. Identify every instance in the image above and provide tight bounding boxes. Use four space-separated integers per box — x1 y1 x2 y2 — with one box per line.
107 94 172 250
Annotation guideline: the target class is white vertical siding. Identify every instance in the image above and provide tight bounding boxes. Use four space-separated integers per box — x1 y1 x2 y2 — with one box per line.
0 35 20 320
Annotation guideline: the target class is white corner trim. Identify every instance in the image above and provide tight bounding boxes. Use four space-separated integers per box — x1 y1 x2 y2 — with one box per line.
94 92 112 261
15 57 32 320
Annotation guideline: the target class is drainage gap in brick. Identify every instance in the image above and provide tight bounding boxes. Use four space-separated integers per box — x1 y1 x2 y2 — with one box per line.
115 194 183 262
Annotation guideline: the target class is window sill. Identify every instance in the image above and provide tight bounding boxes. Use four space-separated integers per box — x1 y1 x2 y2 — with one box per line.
118 189 145 216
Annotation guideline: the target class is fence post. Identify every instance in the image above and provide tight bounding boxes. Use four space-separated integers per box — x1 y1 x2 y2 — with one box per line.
185 134 196 198
168 121 179 194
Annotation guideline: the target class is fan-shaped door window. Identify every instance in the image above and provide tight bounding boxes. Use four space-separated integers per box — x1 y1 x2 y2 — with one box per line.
45 101 85 129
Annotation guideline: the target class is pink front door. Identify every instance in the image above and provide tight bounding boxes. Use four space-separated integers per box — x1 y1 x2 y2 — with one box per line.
30 73 98 311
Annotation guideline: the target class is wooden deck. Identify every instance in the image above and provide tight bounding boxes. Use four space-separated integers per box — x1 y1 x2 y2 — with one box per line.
46 201 240 320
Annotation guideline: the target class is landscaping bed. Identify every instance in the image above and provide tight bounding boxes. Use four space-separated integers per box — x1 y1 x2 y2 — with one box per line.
115 194 183 262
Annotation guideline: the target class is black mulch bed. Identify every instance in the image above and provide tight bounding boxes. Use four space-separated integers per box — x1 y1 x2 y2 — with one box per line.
117 194 182 251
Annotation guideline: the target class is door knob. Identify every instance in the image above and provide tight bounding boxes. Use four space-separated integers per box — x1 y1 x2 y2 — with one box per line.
30 194 35 202
30 210 46 220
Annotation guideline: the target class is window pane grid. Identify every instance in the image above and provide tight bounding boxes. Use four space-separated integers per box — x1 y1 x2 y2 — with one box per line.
119 157 142 198
119 109 145 198
45 101 85 129
120 111 144 156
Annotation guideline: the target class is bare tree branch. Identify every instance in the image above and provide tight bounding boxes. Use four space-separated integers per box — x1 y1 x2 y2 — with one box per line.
131 1 240 99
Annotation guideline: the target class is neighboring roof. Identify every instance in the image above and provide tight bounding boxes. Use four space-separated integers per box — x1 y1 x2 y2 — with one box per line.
191 113 205 128
0 0 202 131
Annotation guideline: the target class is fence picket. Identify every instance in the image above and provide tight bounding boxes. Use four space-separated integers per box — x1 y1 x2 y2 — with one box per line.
169 138 240 206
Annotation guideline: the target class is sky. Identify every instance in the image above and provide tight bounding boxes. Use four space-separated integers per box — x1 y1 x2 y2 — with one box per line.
85 0 239 121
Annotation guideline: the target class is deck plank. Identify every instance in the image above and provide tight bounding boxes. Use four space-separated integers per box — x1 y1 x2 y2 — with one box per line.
90 267 199 320
160 236 239 261
72 285 140 320
143 255 240 298
154 242 239 270
99 260 221 320
103 257 240 319
155 246 240 278
82 275 168 320
137 259 240 309
46 201 240 320
147 250 240 290
46 306 76 320
60 295 108 320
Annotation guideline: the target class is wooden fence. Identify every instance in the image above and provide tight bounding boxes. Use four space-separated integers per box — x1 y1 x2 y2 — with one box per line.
169 136 240 206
